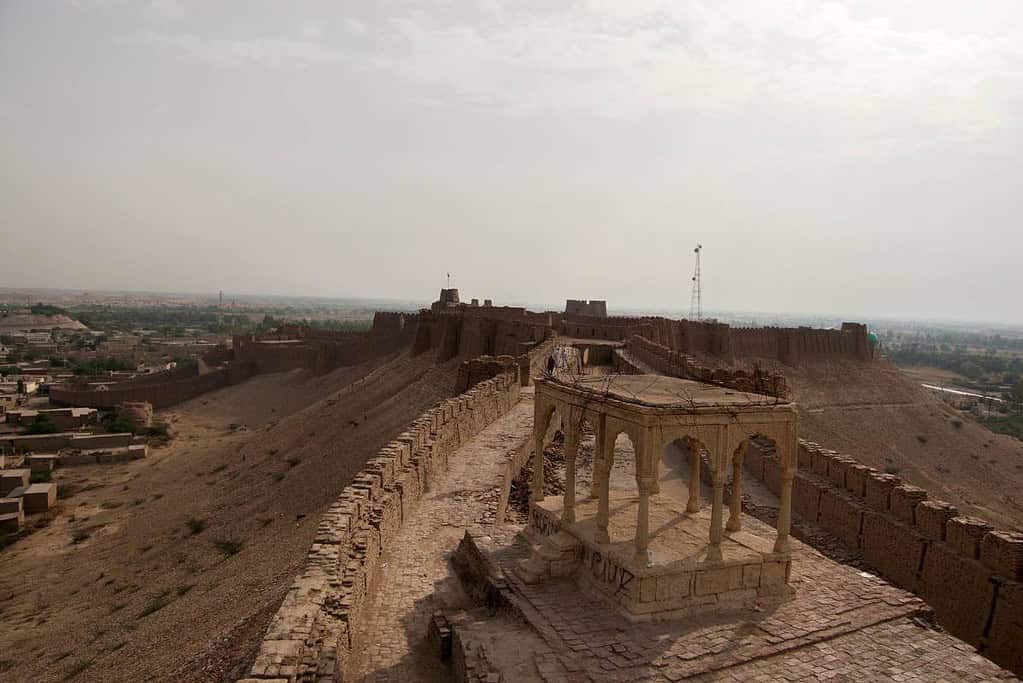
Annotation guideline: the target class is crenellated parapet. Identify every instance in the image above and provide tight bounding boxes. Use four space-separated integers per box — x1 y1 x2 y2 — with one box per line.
743 438 1023 675
624 336 790 399
242 370 522 682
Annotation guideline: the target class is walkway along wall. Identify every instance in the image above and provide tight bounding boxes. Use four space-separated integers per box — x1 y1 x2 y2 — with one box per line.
240 370 522 682
744 439 1023 675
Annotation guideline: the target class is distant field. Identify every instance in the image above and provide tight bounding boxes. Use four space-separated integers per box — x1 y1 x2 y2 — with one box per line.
897 365 970 387
980 415 1023 441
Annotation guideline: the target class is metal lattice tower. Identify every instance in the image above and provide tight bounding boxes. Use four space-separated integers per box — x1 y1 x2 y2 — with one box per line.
689 244 702 321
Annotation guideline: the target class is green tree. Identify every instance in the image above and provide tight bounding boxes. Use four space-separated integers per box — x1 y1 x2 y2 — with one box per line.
960 362 983 381
25 415 59 434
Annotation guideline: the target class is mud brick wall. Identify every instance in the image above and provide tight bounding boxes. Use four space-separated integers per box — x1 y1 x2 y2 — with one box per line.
744 438 1023 675
625 336 790 399
242 370 521 683
730 322 872 363
53 318 414 411
50 366 234 409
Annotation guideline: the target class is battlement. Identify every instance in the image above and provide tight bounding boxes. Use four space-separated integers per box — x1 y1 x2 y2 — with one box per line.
743 438 1022 673
564 299 607 317
244 370 522 681
623 335 790 399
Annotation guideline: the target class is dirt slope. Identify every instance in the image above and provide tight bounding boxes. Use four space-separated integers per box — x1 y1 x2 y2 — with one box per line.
0 349 459 682
0 313 87 331
778 359 1023 529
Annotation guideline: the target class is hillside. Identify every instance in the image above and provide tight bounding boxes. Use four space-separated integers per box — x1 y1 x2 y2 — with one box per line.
0 349 460 682
0 313 87 332
779 359 1023 530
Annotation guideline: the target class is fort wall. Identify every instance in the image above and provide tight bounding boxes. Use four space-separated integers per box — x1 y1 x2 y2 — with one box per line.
622 336 790 399
242 370 522 682
412 310 550 362
52 314 417 411
49 365 252 409
0 431 136 453
455 341 582 394
746 438 1023 674
412 306 873 367
564 299 607 317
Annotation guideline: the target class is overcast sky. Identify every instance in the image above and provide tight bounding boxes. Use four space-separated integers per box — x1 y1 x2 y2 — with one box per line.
2 1 1021 322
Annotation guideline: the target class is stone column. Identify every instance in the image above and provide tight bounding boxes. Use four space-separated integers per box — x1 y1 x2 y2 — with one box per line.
595 417 610 543
726 458 742 532
595 460 610 543
635 477 655 559
531 431 545 502
773 468 794 553
563 431 578 523
686 444 701 513
708 470 725 562
650 451 660 495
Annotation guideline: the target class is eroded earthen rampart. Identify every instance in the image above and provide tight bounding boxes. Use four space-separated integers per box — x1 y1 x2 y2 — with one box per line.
242 370 522 682
50 313 418 410
745 439 1023 674
49 363 254 409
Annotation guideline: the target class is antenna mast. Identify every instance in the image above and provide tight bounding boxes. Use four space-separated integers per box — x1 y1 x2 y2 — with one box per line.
689 244 702 321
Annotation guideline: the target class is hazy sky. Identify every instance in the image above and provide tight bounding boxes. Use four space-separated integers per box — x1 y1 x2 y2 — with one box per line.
2 1 1022 322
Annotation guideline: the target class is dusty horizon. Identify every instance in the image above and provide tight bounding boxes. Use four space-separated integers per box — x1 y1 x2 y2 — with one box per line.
3 1 1022 324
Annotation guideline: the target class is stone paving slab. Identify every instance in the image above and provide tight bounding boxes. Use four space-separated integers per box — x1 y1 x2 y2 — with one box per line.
349 381 1017 682
471 516 1017 682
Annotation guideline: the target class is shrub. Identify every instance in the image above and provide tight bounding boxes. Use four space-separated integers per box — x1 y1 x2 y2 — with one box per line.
102 415 139 435
137 591 172 618
213 538 243 556
25 416 59 435
185 518 207 535
62 657 94 680
145 422 170 438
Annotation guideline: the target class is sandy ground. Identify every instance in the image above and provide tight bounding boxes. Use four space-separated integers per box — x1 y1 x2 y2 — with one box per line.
779 359 1023 529
0 349 460 682
898 364 971 387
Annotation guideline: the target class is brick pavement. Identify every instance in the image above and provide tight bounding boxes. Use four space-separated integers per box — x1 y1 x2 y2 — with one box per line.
351 390 535 681
470 515 1017 682
349 382 1016 682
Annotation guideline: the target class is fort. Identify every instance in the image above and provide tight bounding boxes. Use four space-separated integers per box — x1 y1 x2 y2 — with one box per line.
233 291 1020 681
3 289 1020 682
